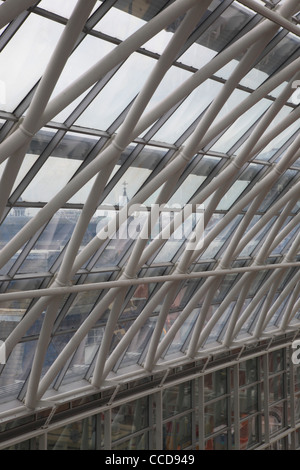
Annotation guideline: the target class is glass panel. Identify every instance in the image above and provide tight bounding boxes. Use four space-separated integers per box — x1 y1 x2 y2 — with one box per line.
269 350 284 373
166 155 220 207
0 13 63 112
200 214 242 259
269 403 285 436
239 217 276 257
205 398 228 434
39 0 80 18
239 415 259 449
96 1 172 52
0 128 56 196
272 222 300 255
57 272 113 332
47 416 97 450
0 340 37 405
205 431 229 450
60 330 101 386
51 35 115 122
240 385 258 417
163 382 192 419
0 278 44 339
151 79 223 143
204 369 227 401
239 358 258 387
269 375 284 403
164 414 192 450
117 317 155 370
17 210 83 274
102 145 167 206
198 3 252 54
256 117 300 161
164 308 199 356
0 208 40 274
75 52 155 130
111 397 148 442
206 302 234 344
257 170 297 212
114 0 169 23
20 157 81 203
211 99 270 153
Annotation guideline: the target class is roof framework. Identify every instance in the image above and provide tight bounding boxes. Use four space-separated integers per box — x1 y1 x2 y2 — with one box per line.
0 0 299 413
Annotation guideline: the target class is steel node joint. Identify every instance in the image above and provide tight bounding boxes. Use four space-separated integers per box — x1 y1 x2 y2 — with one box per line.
19 123 35 139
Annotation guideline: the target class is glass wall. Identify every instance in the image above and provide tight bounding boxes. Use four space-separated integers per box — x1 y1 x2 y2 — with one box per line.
2 343 300 450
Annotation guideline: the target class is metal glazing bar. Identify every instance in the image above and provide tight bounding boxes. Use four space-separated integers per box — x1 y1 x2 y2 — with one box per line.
238 0 300 37
1 262 300 303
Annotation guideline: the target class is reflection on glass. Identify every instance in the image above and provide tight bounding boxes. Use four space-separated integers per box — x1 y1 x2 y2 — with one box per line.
164 414 192 450
163 382 191 420
239 358 258 387
239 217 276 257
205 398 228 435
201 214 242 259
0 209 39 274
269 350 284 373
47 416 97 450
269 403 285 436
258 170 297 212
117 317 154 370
256 117 300 161
111 397 148 442
269 375 284 403
207 302 234 344
204 369 227 400
17 209 99 274
164 308 199 356
0 278 43 340
0 340 37 405
240 385 258 417
61 330 102 386
58 272 113 332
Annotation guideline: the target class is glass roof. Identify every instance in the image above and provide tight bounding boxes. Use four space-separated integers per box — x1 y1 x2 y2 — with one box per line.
0 0 300 411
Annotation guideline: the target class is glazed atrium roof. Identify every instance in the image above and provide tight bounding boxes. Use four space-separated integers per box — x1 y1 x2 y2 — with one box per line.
0 0 300 413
